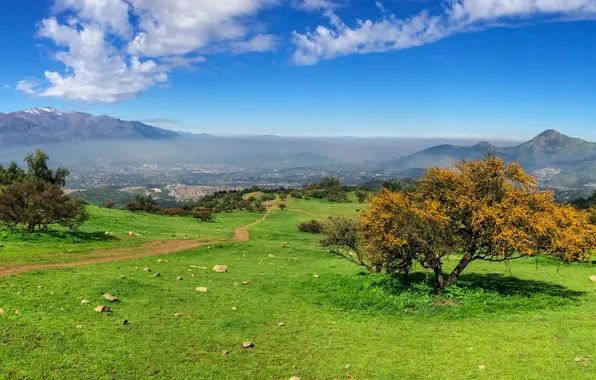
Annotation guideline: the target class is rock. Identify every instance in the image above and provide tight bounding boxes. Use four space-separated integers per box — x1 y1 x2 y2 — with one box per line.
122 320 128 325
153 272 161 277
134 233 141 237
191 274 195 277
0 308 4 315
94 305 110 312
478 365 486 370
80 299 90 304
268 254 274 258
222 350 229 356
313 274 320 278
590 276 596 282
290 377 301 380
103 293 118 301
67 250 73 253
128 231 134 236
104 231 110 235
281 242 288 248
143 267 151 272
121 275 126 279
404 307 417 313
196 287 208 292
575 357 588 362
158 259 163 263
242 341 254 348
242 281 249 286
76 324 82 329
232 306 237 311
177 276 183 281
277 322 285 327
213 265 228 273
175 313 181 317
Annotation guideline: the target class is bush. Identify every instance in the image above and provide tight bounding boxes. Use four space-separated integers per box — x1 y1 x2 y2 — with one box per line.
190 208 215 222
0 178 88 232
298 219 325 234
161 208 187 216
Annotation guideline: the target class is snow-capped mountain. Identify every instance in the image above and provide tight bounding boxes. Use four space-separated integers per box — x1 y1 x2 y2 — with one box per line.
0 107 179 147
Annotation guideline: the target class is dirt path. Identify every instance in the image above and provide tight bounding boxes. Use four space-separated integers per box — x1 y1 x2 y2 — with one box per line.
0 210 273 278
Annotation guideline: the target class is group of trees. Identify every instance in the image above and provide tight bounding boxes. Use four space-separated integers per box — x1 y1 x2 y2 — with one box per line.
322 153 596 292
0 150 87 232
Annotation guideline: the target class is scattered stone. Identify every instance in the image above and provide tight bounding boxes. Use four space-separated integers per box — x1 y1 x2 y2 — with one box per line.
575 357 588 362
177 276 183 281
277 322 285 327
313 274 320 279
222 350 229 356
0 308 4 315
104 231 110 235
197 266 207 270
289 377 300 380
234 282 239 287
134 233 141 237
121 275 126 279
0 243 4 247
191 274 195 277
590 276 596 282
404 307 417 313
14 310 19 315
135 267 139 270
103 293 118 301
268 254 274 258
196 287 208 292
450 255 458 260
242 281 249 286
143 267 151 272
75 324 82 329
232 306 237 311
80 299 90 304
122 320 128 325
213 265 228 273
175 313 181 317
158 259 163 263
242 341 254 348
478 365 486 370
128 231 134 236
95 305 110 313
281 242 288 248
153 272 161 277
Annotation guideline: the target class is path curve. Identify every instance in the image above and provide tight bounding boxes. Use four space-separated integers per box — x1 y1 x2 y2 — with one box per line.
0 210 272 278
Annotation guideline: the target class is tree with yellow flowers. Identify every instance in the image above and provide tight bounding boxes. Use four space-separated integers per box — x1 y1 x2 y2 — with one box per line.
355 153 596 292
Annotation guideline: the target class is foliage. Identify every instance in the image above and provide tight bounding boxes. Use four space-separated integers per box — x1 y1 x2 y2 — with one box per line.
0 161 26 186
297 219 325 233
104 200 115 209
278 202 287 211
190 208 215 222
0 178 88 232
361 153 596 291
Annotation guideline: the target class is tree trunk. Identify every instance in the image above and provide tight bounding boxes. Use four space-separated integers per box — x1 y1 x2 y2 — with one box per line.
447 251 475 285
432 264 445 294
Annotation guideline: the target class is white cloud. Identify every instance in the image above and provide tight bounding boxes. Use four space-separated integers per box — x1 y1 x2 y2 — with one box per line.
17 78 43 94
53 0 132 37
294 0 339 11
22 0 279 103
375 1 387 13
3 85 9 89
292 0 596 64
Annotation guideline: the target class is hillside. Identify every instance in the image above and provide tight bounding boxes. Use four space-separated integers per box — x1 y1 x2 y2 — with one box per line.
1 198 596 378
0 107 178 146
380 130 596 186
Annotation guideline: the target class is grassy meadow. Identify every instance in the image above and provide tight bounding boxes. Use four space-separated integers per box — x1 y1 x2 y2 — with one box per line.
1 198 596 379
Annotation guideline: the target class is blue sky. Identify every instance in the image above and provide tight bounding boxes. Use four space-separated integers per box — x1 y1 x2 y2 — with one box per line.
1 0 596 139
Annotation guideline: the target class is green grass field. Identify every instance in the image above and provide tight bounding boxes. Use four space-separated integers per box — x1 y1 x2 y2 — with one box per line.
1 198 596 379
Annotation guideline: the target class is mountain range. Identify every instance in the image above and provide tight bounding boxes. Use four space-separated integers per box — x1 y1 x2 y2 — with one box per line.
381 129 596 188
0 107 178 146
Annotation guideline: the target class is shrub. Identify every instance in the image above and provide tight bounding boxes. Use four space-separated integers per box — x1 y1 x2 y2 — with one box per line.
190 208 215 222
298 219 325 234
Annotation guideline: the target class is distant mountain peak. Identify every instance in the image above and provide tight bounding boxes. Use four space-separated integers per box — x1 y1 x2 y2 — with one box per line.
22 107 73 116
530 129 570 142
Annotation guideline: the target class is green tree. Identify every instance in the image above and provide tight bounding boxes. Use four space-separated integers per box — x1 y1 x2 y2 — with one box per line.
24 149 70 187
